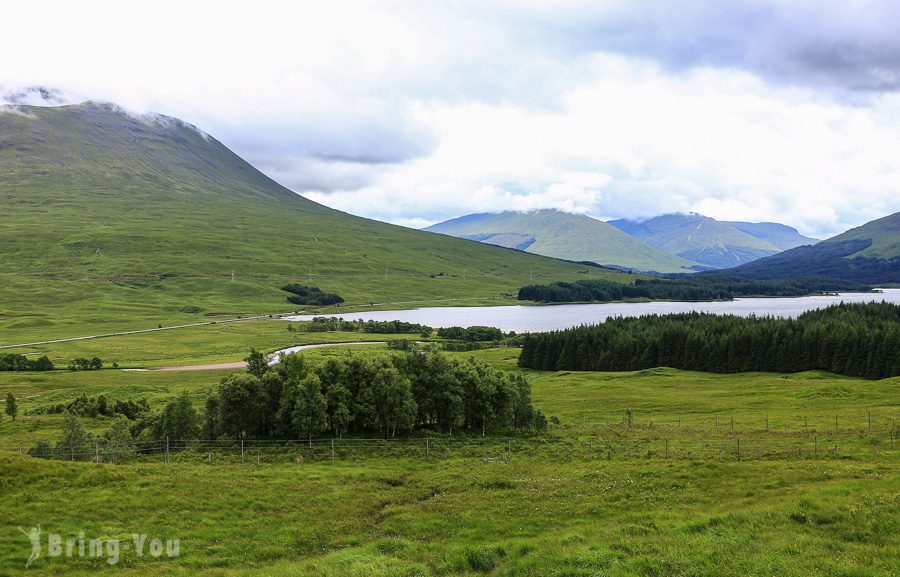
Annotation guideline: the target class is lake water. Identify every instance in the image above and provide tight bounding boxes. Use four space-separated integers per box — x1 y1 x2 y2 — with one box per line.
283 289 900 333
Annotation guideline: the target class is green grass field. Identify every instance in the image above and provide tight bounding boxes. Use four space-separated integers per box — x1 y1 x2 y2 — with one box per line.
1 320 422 368
1 337 897 576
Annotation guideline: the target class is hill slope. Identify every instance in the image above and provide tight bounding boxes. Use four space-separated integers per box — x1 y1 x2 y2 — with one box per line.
425 210 701 273
724 221 818 251
0 102 619 341
608 213 807 269
724 212 900 283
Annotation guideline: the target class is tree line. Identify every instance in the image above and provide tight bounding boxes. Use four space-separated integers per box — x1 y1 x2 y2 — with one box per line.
1 355 108 372
435 325 507 342
27 393 150 420
302 316 431 335
517 276 871 304
518 302 900 379
0 354 54 371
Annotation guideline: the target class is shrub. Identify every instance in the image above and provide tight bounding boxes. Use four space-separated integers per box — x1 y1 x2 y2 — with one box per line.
281 284 344 306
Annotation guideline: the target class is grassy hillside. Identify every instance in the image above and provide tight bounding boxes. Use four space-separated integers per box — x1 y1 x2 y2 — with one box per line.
725 221 818 251
609 213 785 269
726 212 900 283
0 103 620 342
425 209 700 273
830 211 900 259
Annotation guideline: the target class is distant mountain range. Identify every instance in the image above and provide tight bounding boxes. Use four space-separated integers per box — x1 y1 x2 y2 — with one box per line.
725 211 900 284
427 210 818 273
425 210 701 273
608 213 818 269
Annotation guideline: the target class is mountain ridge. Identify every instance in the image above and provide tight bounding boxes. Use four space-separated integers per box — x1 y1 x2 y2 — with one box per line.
608 213 817 268
723 211 900 283
425 209 702 273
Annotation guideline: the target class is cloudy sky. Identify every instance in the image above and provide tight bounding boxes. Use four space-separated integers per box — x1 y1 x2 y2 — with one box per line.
3 0 900 238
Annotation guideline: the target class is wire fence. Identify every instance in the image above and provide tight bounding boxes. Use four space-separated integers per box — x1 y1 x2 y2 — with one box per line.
4 430 896 465
558 409 900 435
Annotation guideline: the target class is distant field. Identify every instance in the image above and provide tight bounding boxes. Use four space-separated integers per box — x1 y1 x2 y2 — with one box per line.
0 321 420 368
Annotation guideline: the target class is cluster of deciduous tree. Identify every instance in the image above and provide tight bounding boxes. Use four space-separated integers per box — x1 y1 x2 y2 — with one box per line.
29 394 150 420
68 357 103 371
436 326 507 342
195 350 546 440
0 354 54 371
29 412 138 462
281 284 345 306
517 277 872 304
518 302 900 379
304 316 431 335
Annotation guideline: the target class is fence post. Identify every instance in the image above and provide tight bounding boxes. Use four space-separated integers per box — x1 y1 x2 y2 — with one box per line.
507 439 511 460
165 436 169 464
426 437 430 459
868 411 871 432
804 416 807 432
241 439 244 463
736 438 740 461
331 438 335 462
872 440 877 458
665 438 669 460
715 415 718 430
835 415 838 432
814 436 818 455
96 444 100 463
589 439 593 459
731 417 734 431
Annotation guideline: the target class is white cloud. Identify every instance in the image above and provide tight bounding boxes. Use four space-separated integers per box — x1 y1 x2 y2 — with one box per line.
3 1 900 238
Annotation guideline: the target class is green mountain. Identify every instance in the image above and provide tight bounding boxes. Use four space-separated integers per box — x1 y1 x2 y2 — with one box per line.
724 221 818 251
608 213 812 269
425 210 702 273
726 212 900 284
0 102 615 341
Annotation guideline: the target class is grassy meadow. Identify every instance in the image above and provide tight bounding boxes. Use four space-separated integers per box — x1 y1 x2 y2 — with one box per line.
1 332 898 576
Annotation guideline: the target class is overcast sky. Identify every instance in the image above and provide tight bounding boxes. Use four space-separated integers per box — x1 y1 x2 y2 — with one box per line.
3 0 900 238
